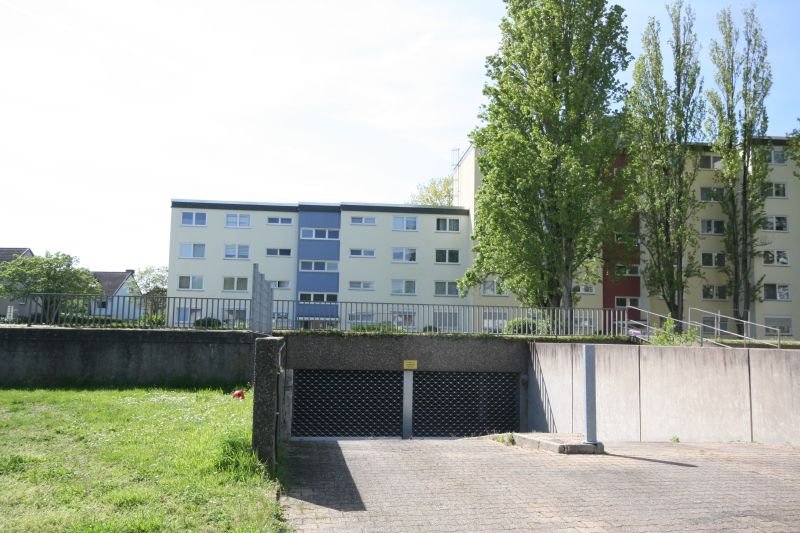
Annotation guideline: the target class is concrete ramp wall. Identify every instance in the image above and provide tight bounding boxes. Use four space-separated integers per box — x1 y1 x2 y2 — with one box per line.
530 343 800 444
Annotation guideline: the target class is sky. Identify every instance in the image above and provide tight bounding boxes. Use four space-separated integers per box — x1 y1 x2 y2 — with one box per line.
0 0 797 272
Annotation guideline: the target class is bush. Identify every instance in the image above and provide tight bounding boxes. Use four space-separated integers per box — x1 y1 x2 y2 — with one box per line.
503 318 538 335
422 325 439 333
349 322 397 332
194 317 222 329
650 317 698 346
141 312 166 328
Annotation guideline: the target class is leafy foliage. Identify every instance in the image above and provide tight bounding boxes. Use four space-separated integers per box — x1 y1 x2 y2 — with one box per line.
650 316 698 345
706 7 772 332
131 265 168 297
623 1 704 325
193 317 223 329
408 176 453 206
462 0 630 308
0 252 100 300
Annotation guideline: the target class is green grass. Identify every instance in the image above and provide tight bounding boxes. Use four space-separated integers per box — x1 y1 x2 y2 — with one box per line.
0 389 288 532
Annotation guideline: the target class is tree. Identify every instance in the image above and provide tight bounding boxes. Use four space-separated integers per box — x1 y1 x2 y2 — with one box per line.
462 0 630 308
787 119 800 177
706 7 772 333
0 252 100 318
131 266 168 298
624 1 704 326
408 176 453 206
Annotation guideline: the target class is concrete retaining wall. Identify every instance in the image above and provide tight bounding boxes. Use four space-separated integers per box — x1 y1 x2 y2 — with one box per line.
531 342 800 444
0 327 257 386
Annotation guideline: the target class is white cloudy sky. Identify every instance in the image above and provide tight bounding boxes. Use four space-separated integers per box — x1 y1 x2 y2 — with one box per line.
0 0 797 271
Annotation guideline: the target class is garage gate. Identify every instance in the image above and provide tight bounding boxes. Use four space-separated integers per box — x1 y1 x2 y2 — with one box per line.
291 369 519 438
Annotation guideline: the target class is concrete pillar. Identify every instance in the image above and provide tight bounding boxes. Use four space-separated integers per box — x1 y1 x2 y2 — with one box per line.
252 336 284 471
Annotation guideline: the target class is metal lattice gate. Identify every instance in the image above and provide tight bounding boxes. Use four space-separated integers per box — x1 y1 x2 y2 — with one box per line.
292 370 403 437
412 371 519 437
291 369 519 438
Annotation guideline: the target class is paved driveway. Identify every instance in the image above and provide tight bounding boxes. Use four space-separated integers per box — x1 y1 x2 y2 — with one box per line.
282 438 800 532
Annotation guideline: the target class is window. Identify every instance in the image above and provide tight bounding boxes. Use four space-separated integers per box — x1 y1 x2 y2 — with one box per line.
763 216 788 232
702 316 730 334
765 182 787 198
179 243 205 259
224 244 250 259
392 247 417 263
178 275 203 290
699 155 723 169
701 219 725 235
392 216 417 231
764 317 792 335
392 311 416 328
177 307 203 323
700 187 724 202
763 250 789 266
766 148 786 164
266 248 291 257
391 279 416 295
223 277 248 291
225 213 250 228
702 284 728 300
351 216 376 225
576 284 596 294
434 281 459 296
349 281 375 290
614 297 639 308
300 228 339 240
270 280 291 289
433 311 459 331
299 260 338 272
763 284 790 301
267 216 292 225
299 292 338 302
701 252 726 268
435 249 460 264
181 211 207 226
481 280 508 296
350 248 376 257
616 264 640 277
435 218 460 232
348 312 375 323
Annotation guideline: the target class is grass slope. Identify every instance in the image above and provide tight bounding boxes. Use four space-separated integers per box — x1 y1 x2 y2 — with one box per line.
0 389 287 532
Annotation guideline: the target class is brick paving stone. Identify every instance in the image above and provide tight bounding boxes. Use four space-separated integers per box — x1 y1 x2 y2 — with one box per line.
281 438 800 532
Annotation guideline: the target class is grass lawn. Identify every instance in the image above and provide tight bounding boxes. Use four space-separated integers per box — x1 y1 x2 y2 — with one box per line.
0 388 288 532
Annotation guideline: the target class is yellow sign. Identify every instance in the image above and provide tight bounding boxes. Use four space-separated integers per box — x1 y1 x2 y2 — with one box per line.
403 359 418 370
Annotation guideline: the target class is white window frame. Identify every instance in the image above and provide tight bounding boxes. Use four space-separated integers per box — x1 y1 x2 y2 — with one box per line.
266 216 292 225
766 148 786 165
299 260 339 272
179 243 206 259
177 275 204 291
392 247 417 263
576 284 596 295
763 283 791 301
435 217 460 232
181 211 207 226
701 251 726 268
614 296 640 308
763 316 792 336
765 182 787 198
350 216 376 225
391 279 416 295
701 219 725 235
763 215 788 232
223 276 248 292
434 281 459 297
699 154 723 170
224 244 250 260
300 227 340 240
266 248 292 257
616 264 640 277
298 292 338 303
433 310 460 332
392 216 417 231
434 249 460 264
763 250 789 266
270 280 291 289
225 213 251 228
699 187 724 202
348 281 375 291
702 284 728 301
350 248 376 258
481 280 508 297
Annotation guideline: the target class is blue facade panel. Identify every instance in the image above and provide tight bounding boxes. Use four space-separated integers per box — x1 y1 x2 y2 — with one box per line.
297 303 339 319
299 211 340 228
297 272 340 292
297 240 339 260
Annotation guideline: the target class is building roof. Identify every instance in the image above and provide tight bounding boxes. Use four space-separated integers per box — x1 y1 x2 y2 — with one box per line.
171 199 470 216
92 270 134 298
0 248 33 262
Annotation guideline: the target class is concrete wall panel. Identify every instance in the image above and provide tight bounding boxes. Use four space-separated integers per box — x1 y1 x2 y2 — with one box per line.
749 348 800 444
528 342 574 433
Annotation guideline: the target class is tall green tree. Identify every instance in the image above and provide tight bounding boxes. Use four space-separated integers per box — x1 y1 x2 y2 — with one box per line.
408 176 453 206
0 252 100 300
462 0 630 308
624 1 704 325
787 119 800 177
706 7 771 331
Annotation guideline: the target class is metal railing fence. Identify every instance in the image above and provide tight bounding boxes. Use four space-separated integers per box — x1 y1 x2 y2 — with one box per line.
687 307 781 348
20 293 636 336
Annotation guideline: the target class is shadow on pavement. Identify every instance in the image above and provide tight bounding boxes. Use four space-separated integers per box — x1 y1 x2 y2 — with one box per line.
604 452 697 468
284 439 366 511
